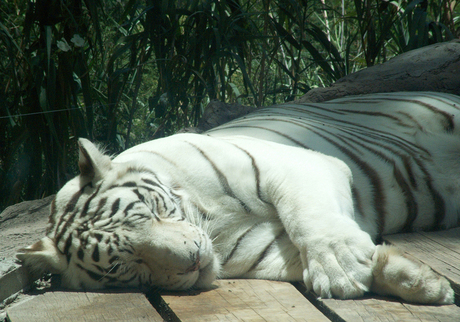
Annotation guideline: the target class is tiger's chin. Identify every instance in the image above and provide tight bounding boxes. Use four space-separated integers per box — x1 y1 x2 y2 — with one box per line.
192 252 222 290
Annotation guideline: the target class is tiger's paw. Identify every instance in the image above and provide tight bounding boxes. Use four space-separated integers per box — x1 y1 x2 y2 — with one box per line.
371 244 454 305
302 229 374 299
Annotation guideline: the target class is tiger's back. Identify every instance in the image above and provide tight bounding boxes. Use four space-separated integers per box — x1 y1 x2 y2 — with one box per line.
208 92 460 236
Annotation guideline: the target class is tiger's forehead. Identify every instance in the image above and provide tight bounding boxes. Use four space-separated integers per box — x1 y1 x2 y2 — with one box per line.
47 163 183 242
53 163 165 208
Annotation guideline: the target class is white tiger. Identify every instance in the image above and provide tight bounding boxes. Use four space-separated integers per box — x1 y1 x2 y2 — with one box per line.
18 92 459 305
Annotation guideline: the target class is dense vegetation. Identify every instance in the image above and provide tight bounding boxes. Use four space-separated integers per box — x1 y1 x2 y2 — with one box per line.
1 0 458 210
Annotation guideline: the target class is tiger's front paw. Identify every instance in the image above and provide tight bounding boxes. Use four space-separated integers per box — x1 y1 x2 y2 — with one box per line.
302 229 375 299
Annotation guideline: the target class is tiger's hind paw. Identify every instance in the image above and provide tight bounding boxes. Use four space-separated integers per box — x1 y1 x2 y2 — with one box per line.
371 244 454 305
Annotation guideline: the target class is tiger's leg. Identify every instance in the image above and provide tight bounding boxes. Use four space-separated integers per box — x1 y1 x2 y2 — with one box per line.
266 150 453 303
297 214 455 304
371 244 454 304
267 154 377 300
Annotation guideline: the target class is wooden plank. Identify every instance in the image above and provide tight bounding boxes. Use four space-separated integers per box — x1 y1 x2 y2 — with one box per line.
383 228 460 298
296 282 460 322
288 228 460 322
0 266 30 303
160 279 329 321
6 290 162 322
319 296 460 322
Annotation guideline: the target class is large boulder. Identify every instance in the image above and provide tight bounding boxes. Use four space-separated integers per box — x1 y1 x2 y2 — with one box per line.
295 40 460 103
0 196 53 261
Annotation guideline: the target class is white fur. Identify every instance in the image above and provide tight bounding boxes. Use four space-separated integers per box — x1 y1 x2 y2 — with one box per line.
371 245 454 304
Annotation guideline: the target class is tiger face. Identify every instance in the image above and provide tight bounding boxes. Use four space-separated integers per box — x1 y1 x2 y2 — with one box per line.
17 138 221 290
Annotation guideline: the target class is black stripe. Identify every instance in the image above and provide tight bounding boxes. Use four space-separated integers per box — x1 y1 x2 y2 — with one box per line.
255 103 345 119
393 163 418 232
118 247 134 255
92 244 100 262
333 96 455 131
121 181 137 187
336 110 406 125
91 197 108 222
123 214 151 227
109 198 121 217
64 236 73 264
186 141 252 213
151 192 177 218
109 263 121 274
142 178 164 189
355 96 455 131
124 201 137 214
109 255 120 264
153 194 166 214
133 189 145 202
351 186 365 222
392 111 425 131
428 183 446 230
138 183 170 198
248 231 285 272
221 225 260 266
402 155 417 188
229 143 272 206
77 263 102 281
77 248 84 261
63 187 84 214
92 264 104 273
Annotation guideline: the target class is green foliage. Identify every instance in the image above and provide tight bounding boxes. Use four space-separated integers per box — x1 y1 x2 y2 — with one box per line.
1 0 458 210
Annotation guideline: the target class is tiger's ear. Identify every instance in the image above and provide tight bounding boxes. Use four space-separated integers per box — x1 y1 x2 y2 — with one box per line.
16 237 68 276
78 138 112 182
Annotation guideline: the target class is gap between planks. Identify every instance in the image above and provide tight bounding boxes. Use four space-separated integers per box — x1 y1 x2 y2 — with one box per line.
149 279 330 322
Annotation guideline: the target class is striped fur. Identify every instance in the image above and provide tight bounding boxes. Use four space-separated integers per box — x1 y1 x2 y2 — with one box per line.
209 92 460 236
17 92 459 304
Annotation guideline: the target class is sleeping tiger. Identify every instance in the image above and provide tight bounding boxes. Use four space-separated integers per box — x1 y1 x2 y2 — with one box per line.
18 92 460 305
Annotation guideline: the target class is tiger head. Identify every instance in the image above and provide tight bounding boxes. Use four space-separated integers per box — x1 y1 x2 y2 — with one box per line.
17 138 221 290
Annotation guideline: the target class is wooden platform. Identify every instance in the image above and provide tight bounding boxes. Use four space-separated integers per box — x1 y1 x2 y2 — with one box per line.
4 228 460 322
